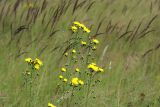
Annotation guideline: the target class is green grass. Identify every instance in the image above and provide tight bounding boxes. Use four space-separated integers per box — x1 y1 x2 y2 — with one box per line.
0 0 160 107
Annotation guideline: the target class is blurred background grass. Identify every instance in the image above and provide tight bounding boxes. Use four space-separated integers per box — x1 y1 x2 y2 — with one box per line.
0 0 160 107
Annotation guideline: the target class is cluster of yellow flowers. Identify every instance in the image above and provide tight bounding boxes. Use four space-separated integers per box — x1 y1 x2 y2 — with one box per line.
46 21 105 106
25 58 43 70
58 75 68 83
71 21 91 33
71 77 84 86
80 38 99 49
91 38 100 50
88 63 104 73
48 103 56 107
58 76 84 86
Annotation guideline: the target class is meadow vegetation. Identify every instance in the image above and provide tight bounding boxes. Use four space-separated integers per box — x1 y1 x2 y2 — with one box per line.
0 0 160 107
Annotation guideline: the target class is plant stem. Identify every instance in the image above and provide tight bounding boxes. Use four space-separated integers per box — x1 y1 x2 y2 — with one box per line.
85 74 92 107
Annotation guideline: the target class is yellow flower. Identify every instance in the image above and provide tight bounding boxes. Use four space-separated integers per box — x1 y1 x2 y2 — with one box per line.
63 78 68 82
85 29 91 33
35 58 43 66
27 72 31 75
87 63 103 72
83 27 91 33
25 58 32 63
34 64 40 70
71 26 78 33
48 103 56 107
92 39 99 44
71 77 79 86
78 80 84 85
72 49 76 54
79 23 85 28
64 52 68 57
99 68 104 72
81 41 87 46
59 75 63 79
92 46 97 50
25 70 31 75
61 67 67 72
73 21 81 26
75 68 80 72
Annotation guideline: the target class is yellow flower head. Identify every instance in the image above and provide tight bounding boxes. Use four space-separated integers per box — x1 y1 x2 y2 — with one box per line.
73 21 81 26
73 21 91 33
35 58 43 66
59 75 63 79
64 52 68 57
79 23 85 28
34 64 40 70
92 46 97 50
75 68 80 72
99 68 104 72
78 80 84 85
71 26 78 33
48 103 56 107
25 70 31 75
25 58 32 63
63 78 68 82
92 39 99 44
72 49 76 54
81 41 87 46
71 77 79 86
83 27 91 33
61 67 67 72
88 63 104 73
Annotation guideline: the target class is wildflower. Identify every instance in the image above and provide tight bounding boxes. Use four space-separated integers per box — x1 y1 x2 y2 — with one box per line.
27 72 31 75
61 67 67 72
92 39 99 44
73 21 85 28
75 68 80 72
35 58 43 66
81 41 87 46
25 58 32 63
73 21 91 33
72 49 76 54
71 77 79 86
79 23 85 28
64 52 68 57
71 26 78 33
83 27 91 33
34 64 40 70
59 75 63 79
87 63 104 72
92 46 97 50
63 78 68 82
48 103 56 107
99 68 104 72
73 21 81 26
25 70 31 75
78 80 84 85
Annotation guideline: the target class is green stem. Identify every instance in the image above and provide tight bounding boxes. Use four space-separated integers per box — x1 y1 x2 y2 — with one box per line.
85 74 92 107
